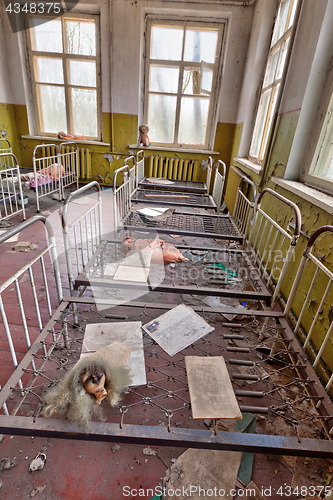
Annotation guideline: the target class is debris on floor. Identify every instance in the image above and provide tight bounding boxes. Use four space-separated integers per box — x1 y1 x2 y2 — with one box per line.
0 456 17 470
143 447 157 456
29 485 46 497
29 452 46 472
235 480 266 500
12 242 38 252
164 448 242 500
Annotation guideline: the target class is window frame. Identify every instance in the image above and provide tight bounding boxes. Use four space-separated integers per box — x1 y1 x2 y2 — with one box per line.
143 16 227 150
249 0 300 163
26 12 102 141
303 92 333 192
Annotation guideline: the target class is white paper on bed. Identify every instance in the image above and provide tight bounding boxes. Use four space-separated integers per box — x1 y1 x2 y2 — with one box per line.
112 248 153 283
142 304 214 357
185 356 242 420
81 322 146 386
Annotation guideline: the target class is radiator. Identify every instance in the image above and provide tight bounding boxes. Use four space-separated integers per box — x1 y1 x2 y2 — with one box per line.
148 156 200 181
77 147 92 179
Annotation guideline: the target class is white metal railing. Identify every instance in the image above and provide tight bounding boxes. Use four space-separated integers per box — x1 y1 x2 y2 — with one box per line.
233 174 257 244
0 153 26 222
211 159 226 211
285 225 333 397
113 164 131 235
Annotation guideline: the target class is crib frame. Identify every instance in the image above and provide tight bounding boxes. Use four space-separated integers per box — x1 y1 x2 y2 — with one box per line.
0 217 332 455
32 142 79 212
131 157 225 210
0 153 26 222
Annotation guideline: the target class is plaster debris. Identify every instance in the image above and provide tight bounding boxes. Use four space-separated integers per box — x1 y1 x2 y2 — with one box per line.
0 457 17 470
12 242 38 252
30 486 46 497
143 447 156 456
29 453 46 472
111 445 121 452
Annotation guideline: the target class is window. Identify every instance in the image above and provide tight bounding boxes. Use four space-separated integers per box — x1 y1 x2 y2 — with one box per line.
306 92 333 190
27 14 101 140
249 0 300 162
144 19 226 149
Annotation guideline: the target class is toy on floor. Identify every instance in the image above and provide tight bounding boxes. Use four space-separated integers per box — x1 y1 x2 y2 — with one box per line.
42 355 131 428
121 236 188 264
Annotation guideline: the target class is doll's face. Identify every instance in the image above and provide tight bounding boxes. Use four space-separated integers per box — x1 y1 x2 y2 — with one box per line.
140 126 148 135
81 368 107 405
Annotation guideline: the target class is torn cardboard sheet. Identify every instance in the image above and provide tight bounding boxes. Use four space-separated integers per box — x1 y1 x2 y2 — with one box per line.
166 448 242 500
185 356 242 419
142 304 214 357
82 322 146 386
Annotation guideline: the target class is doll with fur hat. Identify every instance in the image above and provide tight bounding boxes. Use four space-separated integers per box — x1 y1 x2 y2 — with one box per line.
42 355 131 429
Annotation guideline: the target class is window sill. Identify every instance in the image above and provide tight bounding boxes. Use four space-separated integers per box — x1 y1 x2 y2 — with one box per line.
234 157 262 175
21 135 110 147
272 177 333 215
129 144 220 155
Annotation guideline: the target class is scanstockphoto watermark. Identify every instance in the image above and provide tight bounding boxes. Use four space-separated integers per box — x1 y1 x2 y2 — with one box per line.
3 0 79 33
123 485 258 498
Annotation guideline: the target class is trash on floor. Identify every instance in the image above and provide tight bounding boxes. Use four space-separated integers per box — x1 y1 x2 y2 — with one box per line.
29 485 46 497
143 304 214 357
185 356 242 420
0 457 17 470
12 242 38 252
164 448 242 500
29 452 46 472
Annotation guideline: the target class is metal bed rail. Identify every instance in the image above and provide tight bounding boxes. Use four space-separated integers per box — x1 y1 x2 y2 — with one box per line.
233 174 257 244
0 153 26 222
62 181 102 296
0 139 14 169
248 188 301 310
58 141 79 194
0 216 64 412
285 226 333 399
32 144 61 212
124 155 136 194
136 150 145 189
211 159 226 211
113 164 131 236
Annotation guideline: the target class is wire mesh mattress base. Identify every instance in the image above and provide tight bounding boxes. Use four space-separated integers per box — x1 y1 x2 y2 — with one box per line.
139 177 207 193
119 211 242 241
131 189 216 208
0 299 332 457
74 240 272 304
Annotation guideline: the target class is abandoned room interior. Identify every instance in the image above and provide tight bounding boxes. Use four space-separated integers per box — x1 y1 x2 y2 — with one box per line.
0 0 333 498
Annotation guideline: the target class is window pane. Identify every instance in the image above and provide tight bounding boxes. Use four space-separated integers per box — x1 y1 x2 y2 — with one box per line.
261 84 280 155
148 94 177 143
31 18 62 53
151 26 183 61
276 37 290 79
201 65 213 93
178 97 209 145
184 30 218 64
271 0 290 46
311 101 333 179
35 57 64 84
69 60 96 87
149 66 179 93
250 89 272 158
263 49 279 87
71 88 98 137
38 85 66 133
66 21 96 56
182 68 202 95
288 0 299 28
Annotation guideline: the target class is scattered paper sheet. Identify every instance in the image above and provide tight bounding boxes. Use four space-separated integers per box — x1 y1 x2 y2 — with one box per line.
138 207 170 217
112 248 153 282
82 322 146 386
142 304 214 357
80 341 131 365
147 177 174 185
185 356 242 419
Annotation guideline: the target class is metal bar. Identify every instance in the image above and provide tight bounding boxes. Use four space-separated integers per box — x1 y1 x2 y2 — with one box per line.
0 417 330 457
